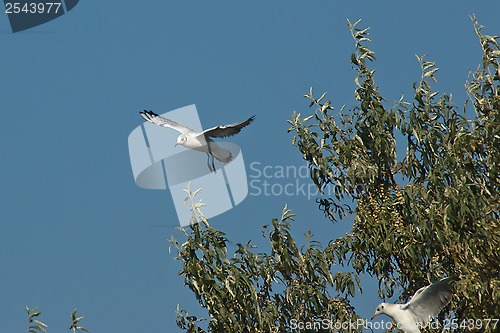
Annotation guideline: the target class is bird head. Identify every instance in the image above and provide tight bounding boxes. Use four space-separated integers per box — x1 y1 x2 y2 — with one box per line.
371 303 387 319
175 134 187 147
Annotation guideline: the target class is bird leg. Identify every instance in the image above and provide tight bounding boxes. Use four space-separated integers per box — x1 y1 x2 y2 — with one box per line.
206 140 217 174
206 153 213 173
210 153 217 173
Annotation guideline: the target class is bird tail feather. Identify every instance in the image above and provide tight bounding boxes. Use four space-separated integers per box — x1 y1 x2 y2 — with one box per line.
213 147 233 163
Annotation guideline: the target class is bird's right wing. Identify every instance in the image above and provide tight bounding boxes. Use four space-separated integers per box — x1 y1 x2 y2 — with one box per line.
201 116 255 139
140 110 195 134
403 277 457 323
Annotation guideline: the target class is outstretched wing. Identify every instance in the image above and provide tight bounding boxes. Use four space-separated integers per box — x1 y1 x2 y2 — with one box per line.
140 110 196 134
201 116 255 139
403 276 457 323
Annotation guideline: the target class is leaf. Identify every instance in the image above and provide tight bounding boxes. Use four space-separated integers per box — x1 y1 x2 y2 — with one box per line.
423 67 439 78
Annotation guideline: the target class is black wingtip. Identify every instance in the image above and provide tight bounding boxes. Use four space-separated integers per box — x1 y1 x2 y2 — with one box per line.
140 110 159 118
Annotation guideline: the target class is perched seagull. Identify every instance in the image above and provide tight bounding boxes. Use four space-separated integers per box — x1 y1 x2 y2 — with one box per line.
371 276 458 333
140 110 255 173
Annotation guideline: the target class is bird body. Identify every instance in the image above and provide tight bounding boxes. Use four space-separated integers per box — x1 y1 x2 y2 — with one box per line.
140 110 254 172
371 277 457 333
181 135 233 163
376 303 420 333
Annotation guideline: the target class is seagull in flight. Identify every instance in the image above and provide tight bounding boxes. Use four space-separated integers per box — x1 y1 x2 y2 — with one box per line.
140 110 255 173
371 276 458 333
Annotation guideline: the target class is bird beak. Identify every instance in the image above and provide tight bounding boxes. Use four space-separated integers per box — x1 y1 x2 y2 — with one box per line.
174 143 179 147
371 313 378 320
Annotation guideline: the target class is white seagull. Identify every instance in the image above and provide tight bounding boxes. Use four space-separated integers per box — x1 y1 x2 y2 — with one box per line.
140 110 255 173
371 276 458 333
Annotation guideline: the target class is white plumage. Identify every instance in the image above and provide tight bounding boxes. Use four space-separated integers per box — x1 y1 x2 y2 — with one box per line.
371 277 457 333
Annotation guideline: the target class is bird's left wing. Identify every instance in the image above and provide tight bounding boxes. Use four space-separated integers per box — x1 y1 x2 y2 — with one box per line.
201 116 255 139
402 276 457 323
140 110 195 134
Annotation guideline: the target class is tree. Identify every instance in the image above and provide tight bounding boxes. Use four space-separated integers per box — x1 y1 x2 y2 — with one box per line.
174 189 362 333
174 17 499 332
22 307 89 333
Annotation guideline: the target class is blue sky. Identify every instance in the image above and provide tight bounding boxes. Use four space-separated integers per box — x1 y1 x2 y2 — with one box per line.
1 1 498 332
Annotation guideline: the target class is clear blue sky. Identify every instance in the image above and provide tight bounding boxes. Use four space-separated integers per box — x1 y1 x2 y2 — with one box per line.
1 1 498 332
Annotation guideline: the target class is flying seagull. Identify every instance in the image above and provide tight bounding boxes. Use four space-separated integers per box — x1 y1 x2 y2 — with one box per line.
140 110 255 173
371 276 458 333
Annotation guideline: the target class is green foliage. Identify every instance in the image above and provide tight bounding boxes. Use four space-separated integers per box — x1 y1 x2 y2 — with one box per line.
23 307 89 333
25 306 47 333
175 17 499 333
173 190 363 332
289 17 500 330
69 309 89 333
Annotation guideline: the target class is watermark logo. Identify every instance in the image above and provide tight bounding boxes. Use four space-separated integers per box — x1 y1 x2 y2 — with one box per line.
128 105 249 226
3 0 79 33
289 318 431 332
288 318 499 332
248 162 327 200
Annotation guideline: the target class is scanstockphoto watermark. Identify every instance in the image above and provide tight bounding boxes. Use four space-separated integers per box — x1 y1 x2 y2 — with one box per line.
248 162 333 200
289 318 394 331
289 318 499 332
